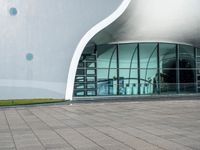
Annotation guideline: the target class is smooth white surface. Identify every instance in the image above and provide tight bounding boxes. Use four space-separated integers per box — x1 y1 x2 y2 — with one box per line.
0 79 65 99
93 0 200 47
0 0 122 100
65 0 131 100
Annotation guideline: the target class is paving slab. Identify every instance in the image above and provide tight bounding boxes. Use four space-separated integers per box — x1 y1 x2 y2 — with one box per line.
0 100 200 150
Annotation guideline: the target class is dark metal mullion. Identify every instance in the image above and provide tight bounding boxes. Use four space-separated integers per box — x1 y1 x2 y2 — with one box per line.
107 46 117 95
83 55 87 96
107 46 117 79
94 45 97 96
157 43 160 94
176 44 180 94
137 43 141 95
144 45 158 82
194 47 198 93
116 44 120 95
128 46 138 85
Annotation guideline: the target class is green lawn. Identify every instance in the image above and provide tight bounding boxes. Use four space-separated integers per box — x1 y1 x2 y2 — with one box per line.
0 99 65 106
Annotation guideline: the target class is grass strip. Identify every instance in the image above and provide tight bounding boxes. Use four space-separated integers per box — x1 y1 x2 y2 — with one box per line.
0 99 65 106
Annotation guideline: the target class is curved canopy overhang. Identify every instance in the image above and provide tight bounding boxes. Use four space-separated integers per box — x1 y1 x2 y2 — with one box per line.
65 0 131 100
91 0 200 47
66 0 200 100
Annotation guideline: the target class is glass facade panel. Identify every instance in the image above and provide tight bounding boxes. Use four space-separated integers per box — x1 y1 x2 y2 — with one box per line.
74 42 199 97
97 69 108 80
86 76 95 82
97 79 114 96
75 91 85 96
97 45 116 68
86 62 95 68
160 69 177 93
140 69 157 94
179 45 195 93
75 76 85 82
160 44 176 69
140 43 157 69
75 84 85 89
86 69 95 75
76 69 85 75
159 43 176 93
139 43 157 94
87 91 96 96
96 44 117 96
118 44 138 95
87 84 96 89
118 44 137 68
197 48 200 56
78 62 84 68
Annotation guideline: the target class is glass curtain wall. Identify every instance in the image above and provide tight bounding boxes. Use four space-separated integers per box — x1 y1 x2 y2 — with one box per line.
159 43 177 93
74 42 198 97
97 44 117 95
118 44 138 95
196 48 200 93
140 43 158 95
179 45 195 93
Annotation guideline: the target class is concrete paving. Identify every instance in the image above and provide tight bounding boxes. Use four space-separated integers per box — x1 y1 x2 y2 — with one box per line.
0 100 200 150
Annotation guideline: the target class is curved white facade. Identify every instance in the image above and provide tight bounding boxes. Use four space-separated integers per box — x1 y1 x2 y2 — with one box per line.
65 0 131 100
92 0 200 47
0 0 122 100
1 0 200 100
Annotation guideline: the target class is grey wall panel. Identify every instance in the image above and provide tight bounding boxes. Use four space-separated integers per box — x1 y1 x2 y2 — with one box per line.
0 0 122 99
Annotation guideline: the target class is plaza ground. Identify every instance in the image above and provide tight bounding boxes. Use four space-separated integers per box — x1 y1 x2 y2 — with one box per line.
0 99 200 150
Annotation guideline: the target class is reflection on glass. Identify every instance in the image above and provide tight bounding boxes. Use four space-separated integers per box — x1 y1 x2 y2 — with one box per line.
75 42 198 97
119 44 137 68
140 43 157 94
97 45 116 68
179 45 195 93
159 43 176 93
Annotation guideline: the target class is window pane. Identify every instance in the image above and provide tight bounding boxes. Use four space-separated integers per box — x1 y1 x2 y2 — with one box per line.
118 44 137 69
97 79 114 96
75 84 85 89
74 91 85 96
140 69 157 94
179 45 195 93
179 45 195 69
160 69 177 93
87 91 96 96
86 76 95 82
160 43 176 69
87 84 95 89
140 43 157 69
179 69 195 93
86 62 95 68
76 69 85 75
159 43 177 94
86 69 95 75
97 69 108 80
75 76 85 82
197 48 200 56
97 45 116 68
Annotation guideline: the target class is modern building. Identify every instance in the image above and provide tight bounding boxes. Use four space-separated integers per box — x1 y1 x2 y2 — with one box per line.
1 0 200 100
